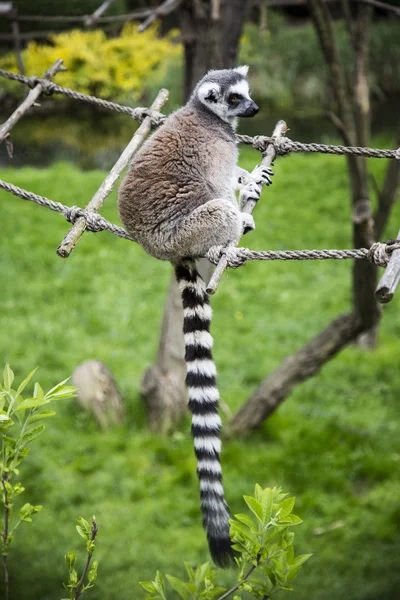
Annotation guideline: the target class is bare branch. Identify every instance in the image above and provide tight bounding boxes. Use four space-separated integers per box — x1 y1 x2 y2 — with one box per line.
356 0 400 16
138 0 183 33
0 59 65 143
84 0 117 27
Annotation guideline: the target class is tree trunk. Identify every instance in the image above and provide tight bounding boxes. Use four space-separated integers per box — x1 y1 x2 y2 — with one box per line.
228 0 399 433
141 0 249 430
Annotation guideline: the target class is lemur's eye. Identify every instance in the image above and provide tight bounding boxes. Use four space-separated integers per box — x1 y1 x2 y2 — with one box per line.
228 93 242 105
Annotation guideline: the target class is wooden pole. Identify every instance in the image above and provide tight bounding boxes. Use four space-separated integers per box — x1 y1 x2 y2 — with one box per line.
206 119 288 294
56 88 169 258
375 231 400 304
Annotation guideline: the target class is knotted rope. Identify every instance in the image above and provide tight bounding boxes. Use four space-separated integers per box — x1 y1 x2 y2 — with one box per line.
1 177 398 268
0 67 398 156
236 134 400 160
0 69 166 127
205 241 400 268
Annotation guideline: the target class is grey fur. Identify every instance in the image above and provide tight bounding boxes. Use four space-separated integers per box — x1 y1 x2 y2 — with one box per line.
118 68 263 260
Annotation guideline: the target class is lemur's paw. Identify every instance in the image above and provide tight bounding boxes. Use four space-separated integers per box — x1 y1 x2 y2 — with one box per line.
241 181 261 204
241 213 255 235
252 165 274 186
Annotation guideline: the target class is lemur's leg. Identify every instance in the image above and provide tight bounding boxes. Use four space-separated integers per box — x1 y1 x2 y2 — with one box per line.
235 165 274 209
166 198 254 259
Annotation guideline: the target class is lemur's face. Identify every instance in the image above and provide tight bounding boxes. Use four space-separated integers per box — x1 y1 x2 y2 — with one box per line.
196 66 259 124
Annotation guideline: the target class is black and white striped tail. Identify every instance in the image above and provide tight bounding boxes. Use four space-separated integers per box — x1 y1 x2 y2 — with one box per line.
175 260 234 568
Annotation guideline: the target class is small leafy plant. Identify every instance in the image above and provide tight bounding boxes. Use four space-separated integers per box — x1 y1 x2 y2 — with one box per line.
63 516 99 600
0 365 76 599
140 485 311 599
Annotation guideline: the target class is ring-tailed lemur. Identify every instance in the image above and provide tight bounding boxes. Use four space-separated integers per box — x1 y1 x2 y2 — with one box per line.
118 66 272 567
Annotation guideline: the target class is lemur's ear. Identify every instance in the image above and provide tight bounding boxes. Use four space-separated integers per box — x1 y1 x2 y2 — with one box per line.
234 65 249 77
205 89 218 103
198 82 220 104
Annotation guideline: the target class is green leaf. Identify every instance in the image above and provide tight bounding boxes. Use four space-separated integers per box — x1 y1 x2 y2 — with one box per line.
33 382 44 400
76 525 87 540
65 550 76 571
77 516 91 536
45 378 76 401
166 575 190 600
19 503 42 522
293 553 312 567
260 487 273 524
183 561 194 582
15 398 49 412
234 513 256 530
3 365 14 391
16 368 38 398
0 414 12 422
21 424 46 444
27 410 56 424
278 497 295 519
88 560 98 583
280 514 303 525
243 496 263 522
154 571 166 599
140 581 158 594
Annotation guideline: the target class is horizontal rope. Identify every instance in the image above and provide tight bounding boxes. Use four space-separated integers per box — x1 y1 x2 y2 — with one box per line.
0 69 166 127
0 178 136 241
0 67 398 159
237 134 400 160
206 242 400 268
1 177 398 268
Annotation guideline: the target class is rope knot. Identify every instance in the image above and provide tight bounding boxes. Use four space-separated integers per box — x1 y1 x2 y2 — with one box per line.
132 107 166 128
64 206 85 224
64 206 105 232
206 246 248 268
27 76 56 95
367 240 400 266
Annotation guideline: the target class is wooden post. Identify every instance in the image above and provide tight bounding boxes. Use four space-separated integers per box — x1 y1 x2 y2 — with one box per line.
56 88 169 258
0 59 65 143
206 119 288 294
375 231 400 304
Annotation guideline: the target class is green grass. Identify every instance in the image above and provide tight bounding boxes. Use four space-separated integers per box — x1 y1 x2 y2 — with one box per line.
1 147 400 599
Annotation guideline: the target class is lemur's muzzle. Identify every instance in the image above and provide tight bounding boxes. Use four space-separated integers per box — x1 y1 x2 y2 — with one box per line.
240 100 259 118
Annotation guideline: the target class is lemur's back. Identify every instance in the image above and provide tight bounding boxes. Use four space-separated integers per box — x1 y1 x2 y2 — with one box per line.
118 105 238 250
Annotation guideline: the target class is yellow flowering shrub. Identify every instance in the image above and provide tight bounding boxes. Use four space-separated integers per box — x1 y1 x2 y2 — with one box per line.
0 23 181 102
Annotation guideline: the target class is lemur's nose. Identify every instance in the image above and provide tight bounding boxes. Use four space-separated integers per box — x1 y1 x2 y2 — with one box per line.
252 102 260 115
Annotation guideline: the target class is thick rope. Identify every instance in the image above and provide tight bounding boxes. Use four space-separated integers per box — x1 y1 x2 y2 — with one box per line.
1 177 398 267
0 179 136 241
0 69 166 127
206 242 400 268
236 134 400 160
0 67 398 158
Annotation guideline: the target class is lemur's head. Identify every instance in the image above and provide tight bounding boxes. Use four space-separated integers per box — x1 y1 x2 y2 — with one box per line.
191 66 259 126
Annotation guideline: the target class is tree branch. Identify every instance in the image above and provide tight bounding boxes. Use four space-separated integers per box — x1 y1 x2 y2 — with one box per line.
137 0 183 32
229 313 363 434
73 518 99 600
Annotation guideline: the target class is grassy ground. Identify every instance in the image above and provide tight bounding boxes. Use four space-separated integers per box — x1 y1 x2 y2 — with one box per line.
1 145 400 599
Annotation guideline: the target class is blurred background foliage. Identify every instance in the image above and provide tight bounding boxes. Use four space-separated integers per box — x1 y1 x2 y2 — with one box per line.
0 24 181 103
